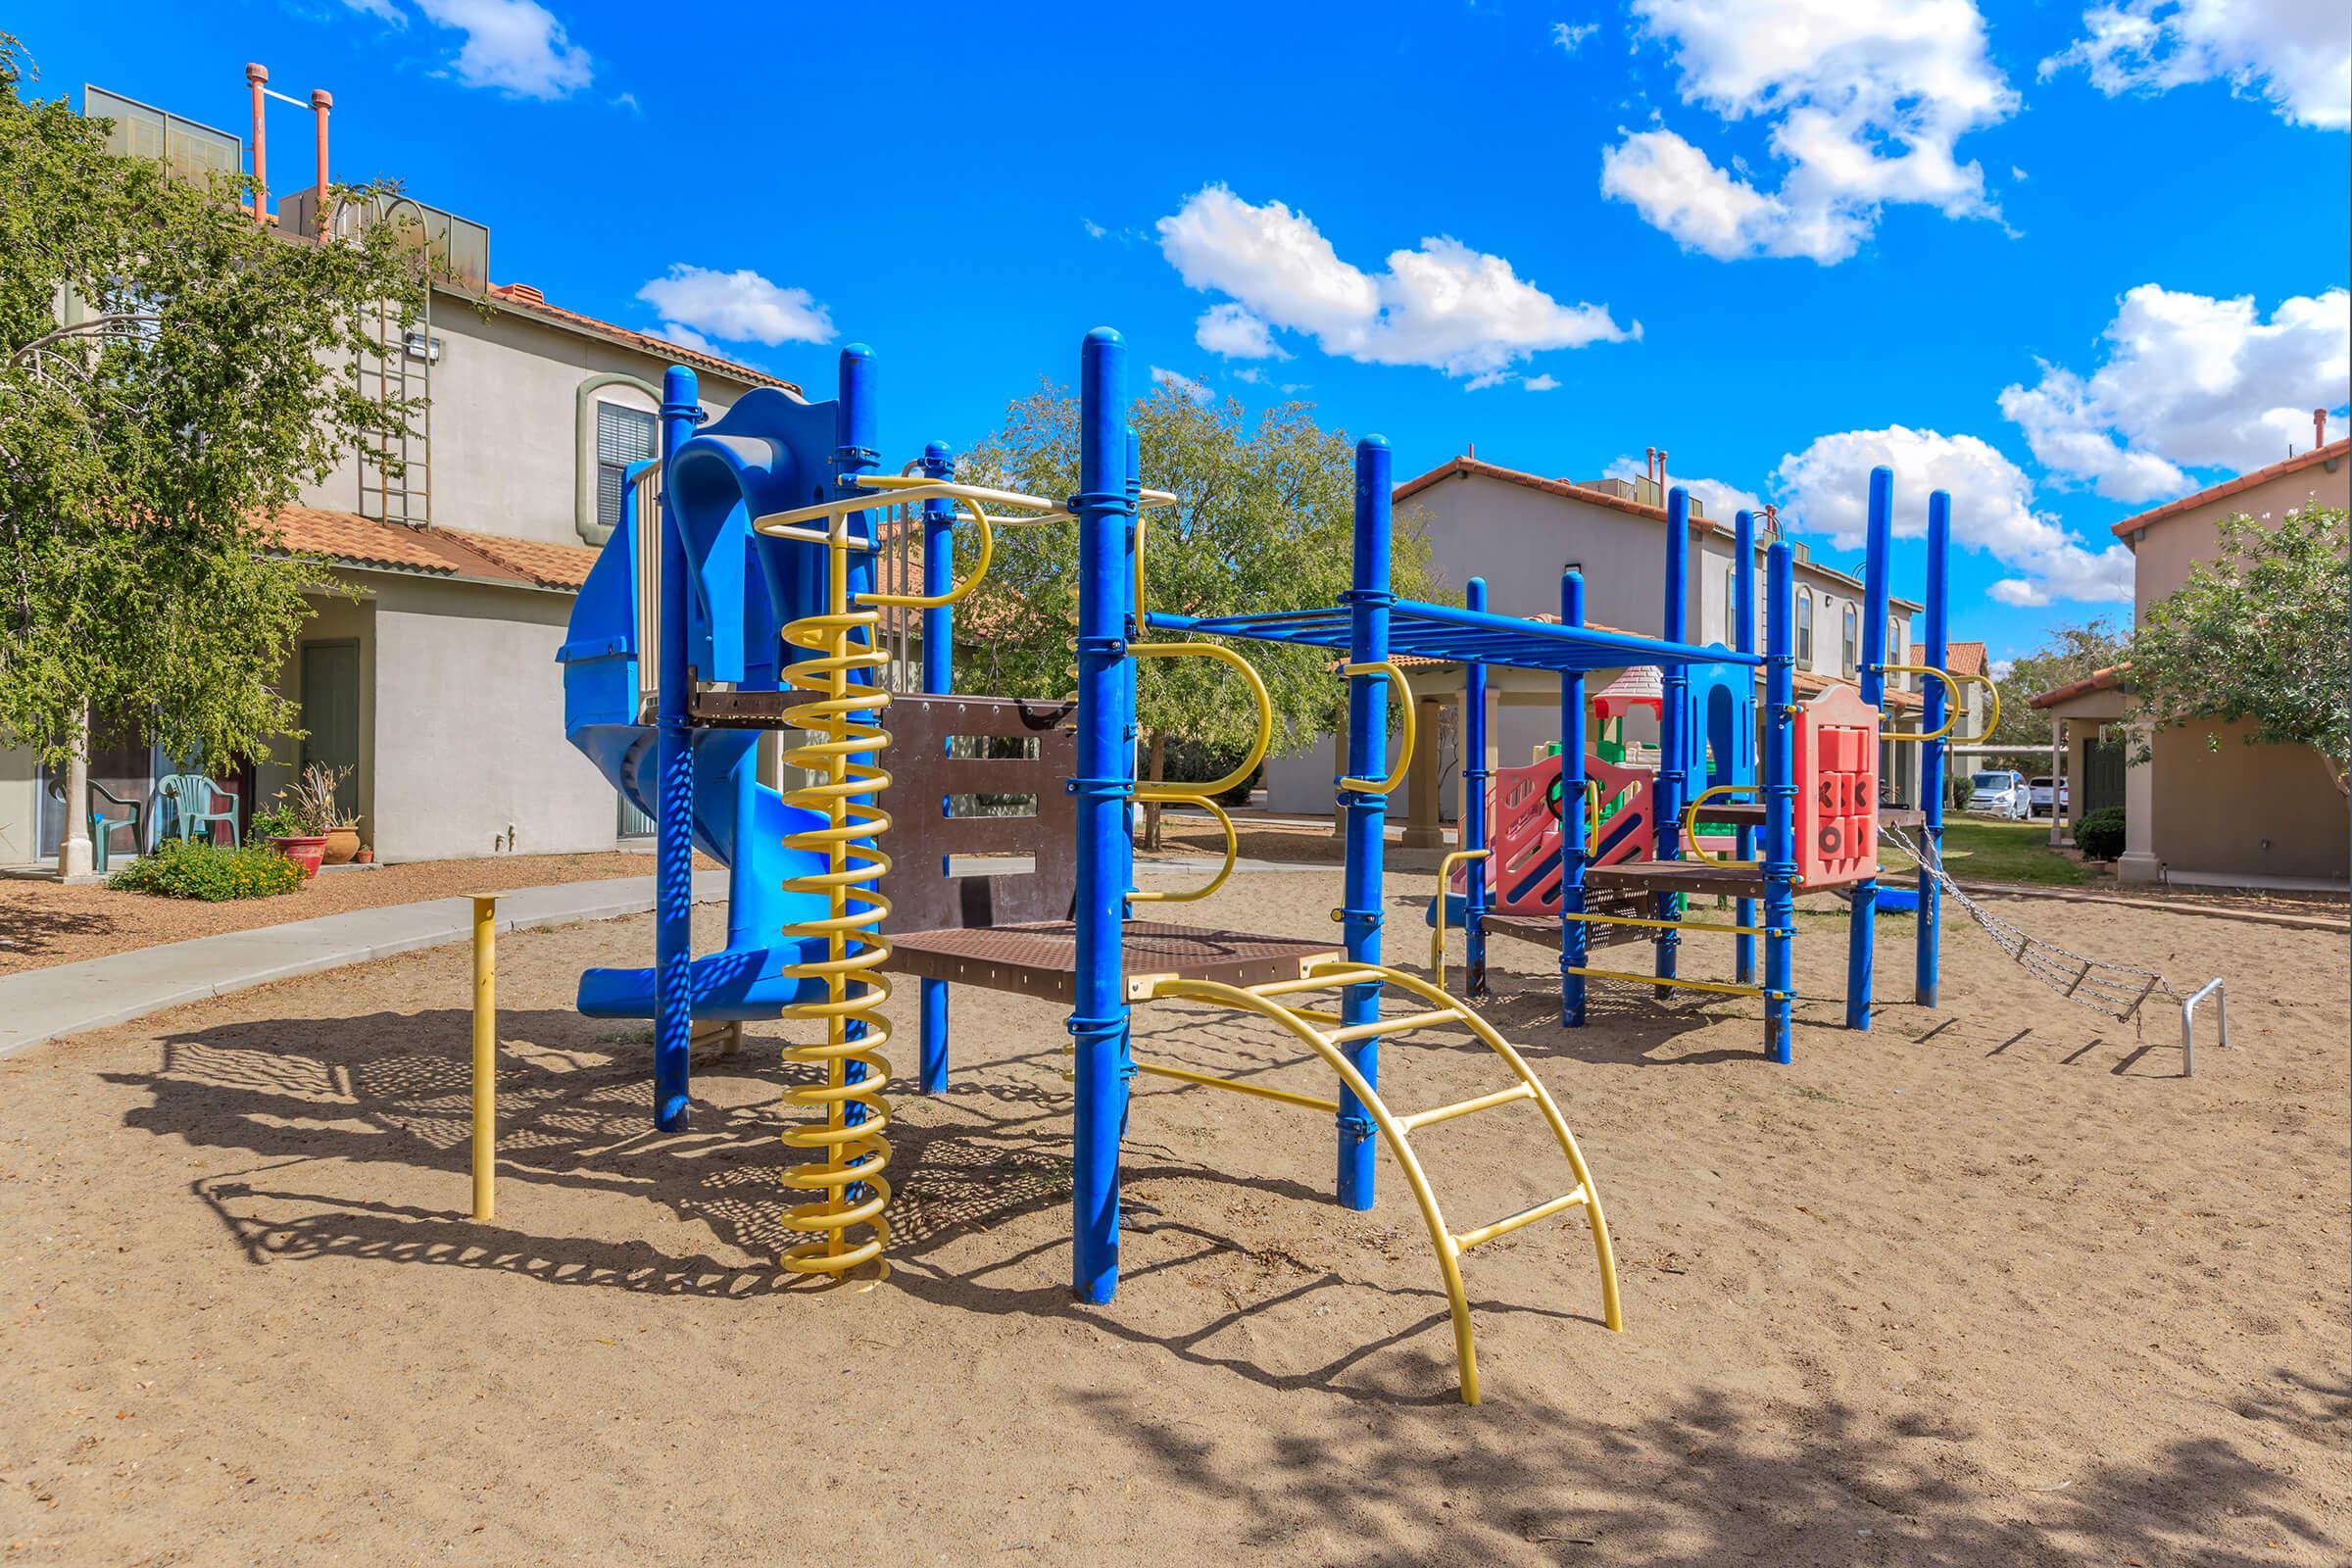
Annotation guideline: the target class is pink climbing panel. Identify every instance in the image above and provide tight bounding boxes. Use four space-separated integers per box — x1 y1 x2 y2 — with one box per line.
1473 753 1651 914
1793 685 1880 889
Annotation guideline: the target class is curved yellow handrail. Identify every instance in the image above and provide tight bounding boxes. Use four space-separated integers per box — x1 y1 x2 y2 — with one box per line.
855 498 997 610
1427 848 1491 991
1339 661 1416 796
1129 641 1273 799
1147 960 1623 1404
1131 791 1237 904
1875 662 1997 745
1680 783 1763 869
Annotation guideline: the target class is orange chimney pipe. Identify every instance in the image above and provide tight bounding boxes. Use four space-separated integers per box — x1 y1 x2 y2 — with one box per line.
311 88 332 236
245 63 268 221
2318 409 2329 449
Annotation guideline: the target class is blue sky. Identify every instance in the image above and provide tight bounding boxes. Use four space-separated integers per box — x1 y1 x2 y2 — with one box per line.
21 0 2350 669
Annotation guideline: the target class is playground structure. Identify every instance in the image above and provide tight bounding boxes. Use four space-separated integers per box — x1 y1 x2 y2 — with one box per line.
556 330 1657 1402
1422 471 2000 1061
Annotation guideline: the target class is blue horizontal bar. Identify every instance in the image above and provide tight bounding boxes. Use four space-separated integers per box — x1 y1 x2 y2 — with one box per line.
1146 598 1758 674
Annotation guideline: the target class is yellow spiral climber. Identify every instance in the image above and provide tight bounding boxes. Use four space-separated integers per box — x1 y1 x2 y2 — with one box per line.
773 522 897 1277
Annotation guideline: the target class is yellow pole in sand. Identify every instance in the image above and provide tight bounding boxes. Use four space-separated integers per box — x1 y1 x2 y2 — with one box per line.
470 895 497 1221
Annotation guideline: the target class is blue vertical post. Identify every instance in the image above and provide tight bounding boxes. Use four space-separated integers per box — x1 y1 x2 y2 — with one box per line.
1559 570 1590 1027
1733 508 1758 986
1069 328 1134 1302
1654 486 1691 997
1336 435 1394 1211
1917 490 1951 1006
652 367 699 1133
1123 428 1143 868
1846 466 1893 1031
834 347 882 1129
1462 577 1492 999
917 440 955 1092
1763 541 1796 1063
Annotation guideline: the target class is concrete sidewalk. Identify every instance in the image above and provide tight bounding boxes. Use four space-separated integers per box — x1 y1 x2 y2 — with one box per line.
0 870 728 1060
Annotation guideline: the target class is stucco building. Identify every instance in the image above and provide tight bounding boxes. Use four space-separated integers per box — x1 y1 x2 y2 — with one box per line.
0 85 787 871
1260 457 1926 839
2031 436 2349 890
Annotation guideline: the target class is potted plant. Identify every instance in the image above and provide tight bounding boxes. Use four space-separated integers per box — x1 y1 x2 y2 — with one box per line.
259 764 348 878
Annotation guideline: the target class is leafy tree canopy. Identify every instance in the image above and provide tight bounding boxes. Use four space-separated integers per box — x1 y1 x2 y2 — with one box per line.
1985 616 2130 764
2126 505 2349 796
956 382 1446 845
0 37 427 770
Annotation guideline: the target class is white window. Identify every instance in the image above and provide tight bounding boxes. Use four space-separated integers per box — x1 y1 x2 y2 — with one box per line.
1795 590 1814 665
596 403 659 533
1841 605 1859 678
1725 566 1738 642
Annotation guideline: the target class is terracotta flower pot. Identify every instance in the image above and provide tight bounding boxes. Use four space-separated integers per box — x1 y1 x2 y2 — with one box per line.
270 835 327 877
354 849 374 865
322 823 362 866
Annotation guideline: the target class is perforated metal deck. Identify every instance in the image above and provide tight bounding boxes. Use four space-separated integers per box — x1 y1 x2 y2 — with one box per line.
880 920 1345 1004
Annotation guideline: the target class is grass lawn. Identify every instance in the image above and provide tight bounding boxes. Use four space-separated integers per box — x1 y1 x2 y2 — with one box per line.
1876 815 2094 887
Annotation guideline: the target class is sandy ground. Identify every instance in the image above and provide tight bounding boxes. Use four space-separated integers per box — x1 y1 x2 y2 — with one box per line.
0 871 2343 1566
0 852 715 975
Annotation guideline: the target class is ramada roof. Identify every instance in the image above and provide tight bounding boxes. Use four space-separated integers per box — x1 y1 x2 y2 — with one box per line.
1394 454 1923 611
259 506 599 591
2029 663 2131 710
2110 440 2348 539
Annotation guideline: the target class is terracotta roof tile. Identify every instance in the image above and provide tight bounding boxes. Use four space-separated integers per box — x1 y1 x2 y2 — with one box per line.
443 526 601 590
2029 662 2131 710
2110 441 2348 539
1909 639 1986 676
258 506 594 591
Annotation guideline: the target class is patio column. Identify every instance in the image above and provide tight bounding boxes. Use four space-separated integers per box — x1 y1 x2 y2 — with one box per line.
2118 721 2159 883
56 711 92 879
1401 693 1446 850
2048 714 2065 848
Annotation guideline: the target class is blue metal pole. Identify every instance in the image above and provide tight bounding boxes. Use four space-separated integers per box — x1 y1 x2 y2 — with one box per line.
1764 541 1796 1064
1559 570 1589 1027
1336 434 1393 1212
1123 428 1143 870
1462 577 1491 999
1846 466 1893 1031
918 439 955 1092
1654 485 1691 998
653 366 700 1133
834 347 881 1134
1917 490 1951 1006
1069 328 1134 1302
1734 508 1758 986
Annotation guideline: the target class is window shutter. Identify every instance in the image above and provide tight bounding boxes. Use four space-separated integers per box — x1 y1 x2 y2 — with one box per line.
595 404 659 530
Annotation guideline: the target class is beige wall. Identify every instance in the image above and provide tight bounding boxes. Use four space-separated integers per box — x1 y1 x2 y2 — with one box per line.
2125 455 2348 614
2148 720 2347 883
299 291 758 548
0 744 39 864
367 574 616 862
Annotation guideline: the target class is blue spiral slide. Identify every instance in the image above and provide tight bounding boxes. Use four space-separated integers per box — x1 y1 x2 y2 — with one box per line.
554 385 848 1020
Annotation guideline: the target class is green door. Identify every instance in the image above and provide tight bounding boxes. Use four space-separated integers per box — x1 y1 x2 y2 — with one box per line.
2082 737 2125 818
300 640 362 820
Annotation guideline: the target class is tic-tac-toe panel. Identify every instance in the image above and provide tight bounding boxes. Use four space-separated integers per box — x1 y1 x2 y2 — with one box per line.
1793 686 1880 889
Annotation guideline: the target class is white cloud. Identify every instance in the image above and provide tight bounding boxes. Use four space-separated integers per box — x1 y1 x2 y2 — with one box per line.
340 0 408 24
1524 373 1561 391
1552 22 1597 53
1081 219 1108 239
1156 184 1635 381
406 0 594 99
1152 366 1214 405
1997 284 2351 501
1599 0 2018 263
635 266 835 347
1988 657 2017 679
1774 425 2133 604
1603 456 1764 522
1194 303 1288 360
2010 165 2029 180
2040 0 2351 130
651 320 715 355
1230 367 1266 384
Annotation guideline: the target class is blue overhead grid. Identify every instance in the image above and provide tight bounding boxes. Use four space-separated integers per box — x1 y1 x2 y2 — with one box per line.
1143 601 1760 675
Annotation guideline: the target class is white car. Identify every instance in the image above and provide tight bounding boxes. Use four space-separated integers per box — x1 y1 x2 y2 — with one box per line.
1968 769 2030 819
2028 775 2070 817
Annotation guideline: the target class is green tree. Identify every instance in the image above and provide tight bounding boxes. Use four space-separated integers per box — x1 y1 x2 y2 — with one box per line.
1984 616 2130 767
959 381 1445 848
2125 505 2350 797
0 38 427 771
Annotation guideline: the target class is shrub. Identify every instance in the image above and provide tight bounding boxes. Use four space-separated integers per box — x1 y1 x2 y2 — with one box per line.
2076 806 2127 861
108 837 308 901
251 804 305 840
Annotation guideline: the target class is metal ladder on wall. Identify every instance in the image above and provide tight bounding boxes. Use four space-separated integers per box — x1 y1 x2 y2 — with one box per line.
1133 957 1624 1404
356 270 431 526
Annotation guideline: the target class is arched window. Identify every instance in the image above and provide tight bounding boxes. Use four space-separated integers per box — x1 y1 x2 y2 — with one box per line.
1725 566 1738 641
1795 590 1814 664
1841 605 1859 677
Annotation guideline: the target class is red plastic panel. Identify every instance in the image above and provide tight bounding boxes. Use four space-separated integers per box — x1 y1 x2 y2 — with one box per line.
1479 753 1651 914
1793 686 1880 889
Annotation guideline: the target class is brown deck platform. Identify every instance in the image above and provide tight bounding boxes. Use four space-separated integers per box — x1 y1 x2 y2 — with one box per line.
880 920 1345 1004
1586 860 1774 901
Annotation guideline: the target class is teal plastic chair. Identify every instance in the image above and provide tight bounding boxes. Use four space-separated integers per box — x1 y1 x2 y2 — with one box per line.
158 772 240 849
50 779 143 873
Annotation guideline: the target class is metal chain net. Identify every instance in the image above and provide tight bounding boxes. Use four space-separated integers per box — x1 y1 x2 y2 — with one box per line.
1881 821 2176 1023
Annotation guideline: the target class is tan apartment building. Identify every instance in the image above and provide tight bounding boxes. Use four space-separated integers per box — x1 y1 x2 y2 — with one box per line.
1260 456 1927 839
0 85 787 873
2031 437 2348 890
